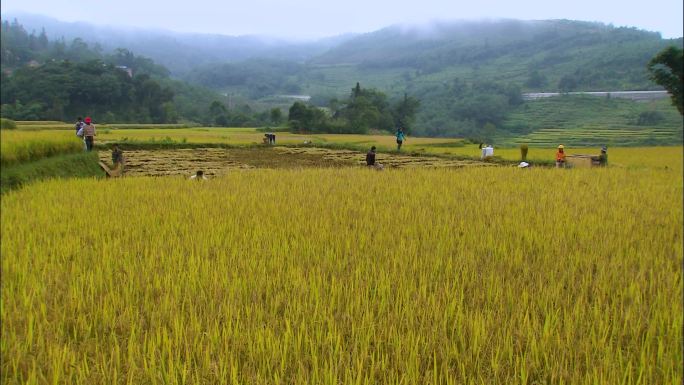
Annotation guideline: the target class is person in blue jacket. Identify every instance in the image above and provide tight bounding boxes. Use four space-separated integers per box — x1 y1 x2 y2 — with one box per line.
396 127 405 151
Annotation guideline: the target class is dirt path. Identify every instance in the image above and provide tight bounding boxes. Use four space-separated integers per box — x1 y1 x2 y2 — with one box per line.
98 147 493 177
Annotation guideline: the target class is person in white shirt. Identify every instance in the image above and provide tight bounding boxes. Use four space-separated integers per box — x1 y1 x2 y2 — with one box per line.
481 144 494 160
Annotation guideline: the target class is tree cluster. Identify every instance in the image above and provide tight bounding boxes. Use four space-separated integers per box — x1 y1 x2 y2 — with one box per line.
648 46 683 115
1 19 272 124
287 83 420 134
185 59 305 99
201 100 285 127
1 60 175 122
1 20 167 77
411 79 522 140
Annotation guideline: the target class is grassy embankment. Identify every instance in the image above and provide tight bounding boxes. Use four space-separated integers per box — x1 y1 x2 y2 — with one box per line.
0 129 104 193
0 152 102 194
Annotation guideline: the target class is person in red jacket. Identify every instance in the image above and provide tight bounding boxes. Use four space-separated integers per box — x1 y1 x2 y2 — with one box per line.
82 116 96 151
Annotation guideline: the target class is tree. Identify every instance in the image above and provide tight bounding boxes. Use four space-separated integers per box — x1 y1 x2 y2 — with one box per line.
525 70 548 88
270 108 283 125
287 101 328 132
648 46 683 114
558 75 578 93
209 100 227 117
392 93 421 134
209 100 228 126
337 83 397 133
288 101 308 123
352 82 361 98
37 28 49 50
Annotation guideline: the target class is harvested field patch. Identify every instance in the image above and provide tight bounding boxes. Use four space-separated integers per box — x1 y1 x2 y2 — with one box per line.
277 147 492 168
98 146 493 176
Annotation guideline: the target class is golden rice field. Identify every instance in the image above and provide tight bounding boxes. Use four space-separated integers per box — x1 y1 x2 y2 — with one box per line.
0 130 83 166
2 164 682 384
7 123 682 171
93 127 464 149
419 145 684 170
9 123 463 147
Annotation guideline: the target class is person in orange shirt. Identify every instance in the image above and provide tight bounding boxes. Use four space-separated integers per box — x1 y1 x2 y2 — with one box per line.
555 144 566 168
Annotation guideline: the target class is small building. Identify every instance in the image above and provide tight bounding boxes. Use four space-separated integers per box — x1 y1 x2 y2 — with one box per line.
115 65 133 78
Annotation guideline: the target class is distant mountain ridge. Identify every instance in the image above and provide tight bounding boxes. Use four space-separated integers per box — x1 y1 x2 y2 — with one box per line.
1 13 357 74
8 14 682 79
311 19 664 65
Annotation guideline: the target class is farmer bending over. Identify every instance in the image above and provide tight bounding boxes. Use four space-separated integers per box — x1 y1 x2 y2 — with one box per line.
190 170 208 180
591 146 608 166
111 144 124 169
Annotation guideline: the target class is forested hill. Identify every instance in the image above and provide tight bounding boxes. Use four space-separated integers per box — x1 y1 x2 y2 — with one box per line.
2 13 355 75
0 19 264 125
306 19 681 92
313 19 670 66
7 14 681 93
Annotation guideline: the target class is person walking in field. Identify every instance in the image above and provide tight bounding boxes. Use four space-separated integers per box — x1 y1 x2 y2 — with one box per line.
75 117 87 150
74 117 84 134
82 116 96 151
555 144 566 168
396 127 405 151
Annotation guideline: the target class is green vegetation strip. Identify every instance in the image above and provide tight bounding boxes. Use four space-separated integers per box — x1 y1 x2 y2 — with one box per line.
1 152 104 194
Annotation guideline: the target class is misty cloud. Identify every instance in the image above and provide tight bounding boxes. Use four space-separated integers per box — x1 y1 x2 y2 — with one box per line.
1 0 682 39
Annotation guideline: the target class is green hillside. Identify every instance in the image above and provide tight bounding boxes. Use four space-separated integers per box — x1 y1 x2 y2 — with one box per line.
201 19 682 99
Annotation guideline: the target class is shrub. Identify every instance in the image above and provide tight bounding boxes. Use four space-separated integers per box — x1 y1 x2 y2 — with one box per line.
636 111 665 126
1 118 17 129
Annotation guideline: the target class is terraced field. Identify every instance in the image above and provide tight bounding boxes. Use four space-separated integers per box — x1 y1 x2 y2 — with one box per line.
504 96 683 146
8 124 463 150
511 127 682 147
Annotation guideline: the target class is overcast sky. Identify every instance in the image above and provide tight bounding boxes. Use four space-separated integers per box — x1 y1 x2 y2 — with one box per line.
1 0 682 39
